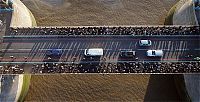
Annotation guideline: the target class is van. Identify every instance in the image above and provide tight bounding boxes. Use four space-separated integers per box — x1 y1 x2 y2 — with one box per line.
84 48 103 56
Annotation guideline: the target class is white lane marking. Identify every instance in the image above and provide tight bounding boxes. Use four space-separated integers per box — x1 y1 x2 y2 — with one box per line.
137 49 146 51
39 49 72 51
137 49 175 51
162 49 170 51
119 49 132 50
105 49 112 50
18 49 32 51
175 49 189 51
1 49 74 51
0 48 194 52
79 49 112 50
1 49 14 51
0 75 2 94
1 49 31 51
79 49 85 50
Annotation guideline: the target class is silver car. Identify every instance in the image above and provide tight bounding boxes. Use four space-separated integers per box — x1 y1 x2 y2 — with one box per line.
139 40 152 46
147 50 163 57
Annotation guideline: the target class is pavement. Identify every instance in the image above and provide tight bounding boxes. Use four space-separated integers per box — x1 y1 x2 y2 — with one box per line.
0 35 199 63
0 75 18 102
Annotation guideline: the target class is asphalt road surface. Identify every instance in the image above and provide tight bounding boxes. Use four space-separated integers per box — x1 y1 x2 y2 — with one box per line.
0 35 199 63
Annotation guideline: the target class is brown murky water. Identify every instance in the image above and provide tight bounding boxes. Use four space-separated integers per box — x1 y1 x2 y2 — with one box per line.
22 0 182 101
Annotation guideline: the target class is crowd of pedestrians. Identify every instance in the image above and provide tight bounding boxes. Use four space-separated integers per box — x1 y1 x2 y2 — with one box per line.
9 26 200 36
0 65 24 74
30 61 200 73
1 61 199 74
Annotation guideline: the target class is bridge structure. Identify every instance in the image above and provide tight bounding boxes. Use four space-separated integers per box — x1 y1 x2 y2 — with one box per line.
0 0 199 102
0 0 200 74
0 26 199 74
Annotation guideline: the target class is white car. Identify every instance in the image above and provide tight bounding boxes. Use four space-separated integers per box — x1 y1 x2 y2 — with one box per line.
84 48 103 56
147 50 163 57
139 40 152 46
0 20 3 26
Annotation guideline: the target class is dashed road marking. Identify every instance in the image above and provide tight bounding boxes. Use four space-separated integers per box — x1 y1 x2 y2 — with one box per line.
105 49 112 50
175 49 189 51
137 49 147 51
18 49 31 51
194 48 200 50
79 49 112 50
39 49 72 51
119 49 132 50
1 49 14 51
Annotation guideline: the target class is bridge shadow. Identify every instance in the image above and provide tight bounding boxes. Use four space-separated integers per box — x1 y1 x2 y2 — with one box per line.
0 42 12 58
41 48 63 73
144 74 182 101
184 34 200 61
144 34 200 101
5 12 12 36
78 56 101 73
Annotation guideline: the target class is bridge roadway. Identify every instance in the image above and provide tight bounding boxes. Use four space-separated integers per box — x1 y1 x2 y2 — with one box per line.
0 35 199 63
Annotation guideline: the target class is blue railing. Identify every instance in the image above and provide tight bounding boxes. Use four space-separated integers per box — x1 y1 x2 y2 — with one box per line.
195 6 200 10
0 8 13 13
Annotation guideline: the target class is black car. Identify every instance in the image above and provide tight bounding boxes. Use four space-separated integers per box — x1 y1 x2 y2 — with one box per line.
120 50 136 58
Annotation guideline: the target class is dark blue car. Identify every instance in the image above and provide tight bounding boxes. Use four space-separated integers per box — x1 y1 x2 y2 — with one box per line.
47 49 62 56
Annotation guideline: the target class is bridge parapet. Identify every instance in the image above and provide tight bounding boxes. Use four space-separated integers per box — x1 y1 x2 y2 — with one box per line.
0 61 200 74
7 26 200 36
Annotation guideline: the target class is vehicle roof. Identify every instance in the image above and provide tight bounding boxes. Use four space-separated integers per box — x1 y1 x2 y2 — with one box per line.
87 48 103 55
140 40 150 44
48 49 62 54
147 50 163 56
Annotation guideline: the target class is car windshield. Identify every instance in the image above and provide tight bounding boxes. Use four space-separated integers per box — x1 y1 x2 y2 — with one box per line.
152 51 156 55
86 49 89 55
127 52 133 56
148 40 150 44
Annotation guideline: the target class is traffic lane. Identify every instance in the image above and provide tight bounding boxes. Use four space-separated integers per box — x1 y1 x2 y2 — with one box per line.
0 38 198 62
2 36 199 52
0 41 196 58
0 48 195 62
1 40 197 54
2 36 198 51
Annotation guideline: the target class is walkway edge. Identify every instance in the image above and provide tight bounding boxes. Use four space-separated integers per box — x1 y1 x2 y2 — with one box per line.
14 75 23 102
